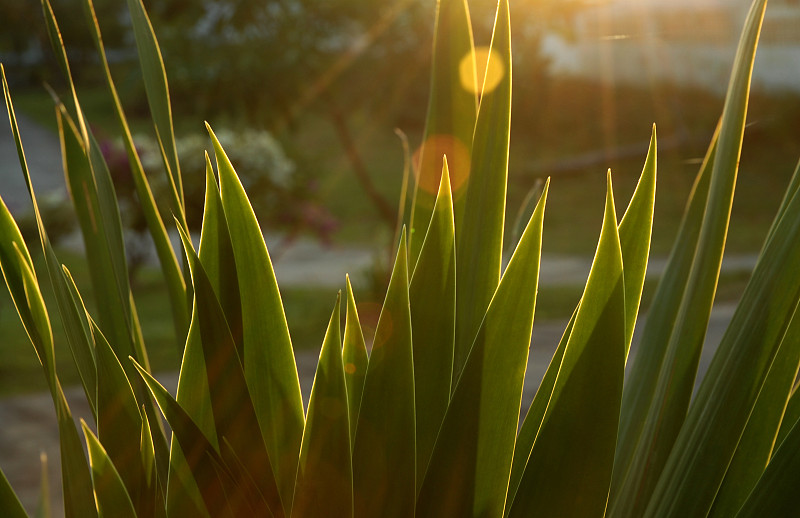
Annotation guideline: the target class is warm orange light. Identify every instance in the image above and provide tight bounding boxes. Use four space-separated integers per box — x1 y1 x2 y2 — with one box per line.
412 134 470 201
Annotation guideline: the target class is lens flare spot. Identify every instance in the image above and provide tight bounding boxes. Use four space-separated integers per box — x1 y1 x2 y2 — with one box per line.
460 46 505 96
344 362 357 375
412 134 470 199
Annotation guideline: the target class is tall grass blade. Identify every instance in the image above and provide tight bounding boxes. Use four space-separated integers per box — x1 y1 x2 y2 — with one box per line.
417 180 547 517
510 136 655 510
409 160 455 486
124 0 184 212
610 122 720 505
611 1 768 514
508 174 625 518
82 422 137 518
645 126 800 518
343 275 368 449
0 467 28 518
454 0 511 381
92 320 155 517
177 226 282 516
209 124 304 509
132 361 231 517
292 294 353 518
79 0 189 340
409 0 477 261
734 415 800 517
709 301 800 517
352 229 415 518
4 64 99 518
618 127 657 354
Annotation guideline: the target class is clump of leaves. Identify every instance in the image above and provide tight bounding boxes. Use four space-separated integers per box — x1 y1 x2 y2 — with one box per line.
2 0 800 517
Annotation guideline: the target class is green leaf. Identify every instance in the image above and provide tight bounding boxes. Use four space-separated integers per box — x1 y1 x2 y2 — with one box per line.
39 0 88 144
777 383 800 448
1 67 56 388
409 159 456 486
409 0 477 261
618 127 657 355
0 467 29 518
609 122 720 508
166 161 228 518
510 140 655 510
124 0 184 212
56 106 138 363
416 179 547 517
2 67 96 518
52 385 98 518
79 0 189 342
508 174 625 518
709 300 800 517
453 0 511 381
352 229 415 518
177 225 282 516
209 124 304 509
343 275 368 450
92 320 156 517
611 1 770 515
292 294 353 518
197 155 243 355
733 414 800 517
82 421 137 518
505 310 574 514
131 361 231 518
644 127 800 517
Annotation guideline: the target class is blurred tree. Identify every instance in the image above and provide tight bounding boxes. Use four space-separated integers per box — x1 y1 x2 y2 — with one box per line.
145 0 433 128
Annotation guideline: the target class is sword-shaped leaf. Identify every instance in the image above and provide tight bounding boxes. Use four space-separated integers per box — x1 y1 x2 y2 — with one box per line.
343 275 368 449
124 0 184 212
508 174 624 518
209 124 304 509
3 68 97 518
131 361 231 518
734 415 800 517
352 229 415 518
409 159 456 487
611 2 769 515
79 0 189 341
0 467 28 518
82 422 137 518
417 179 547 518
292 295 353 518
177 226 282 517
454 0 511 381
409 0 477 261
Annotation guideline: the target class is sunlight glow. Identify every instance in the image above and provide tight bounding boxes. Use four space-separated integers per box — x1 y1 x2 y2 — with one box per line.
413 135 470 198
460 46 505 95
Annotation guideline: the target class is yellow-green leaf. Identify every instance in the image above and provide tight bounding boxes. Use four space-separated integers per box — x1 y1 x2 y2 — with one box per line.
352 229 415 518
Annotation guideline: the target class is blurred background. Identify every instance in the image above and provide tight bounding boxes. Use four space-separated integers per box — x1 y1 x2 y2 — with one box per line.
1 0 799 391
